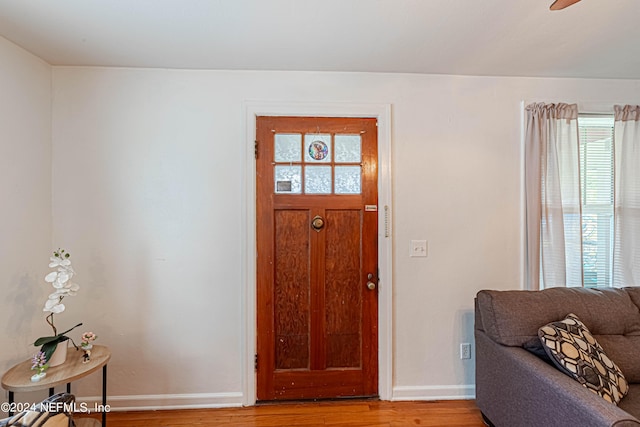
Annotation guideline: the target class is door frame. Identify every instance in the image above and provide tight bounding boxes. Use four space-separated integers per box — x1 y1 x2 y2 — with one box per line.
242 101 393 405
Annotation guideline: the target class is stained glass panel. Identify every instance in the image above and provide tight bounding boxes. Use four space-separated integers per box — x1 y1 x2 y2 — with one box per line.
304 134 331 163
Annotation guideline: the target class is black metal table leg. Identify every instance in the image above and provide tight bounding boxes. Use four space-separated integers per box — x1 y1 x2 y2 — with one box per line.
8 391 14 416
2 345 110 425
102 364 107 426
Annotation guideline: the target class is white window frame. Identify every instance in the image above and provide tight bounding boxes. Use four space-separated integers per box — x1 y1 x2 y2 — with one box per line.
578 114 615 288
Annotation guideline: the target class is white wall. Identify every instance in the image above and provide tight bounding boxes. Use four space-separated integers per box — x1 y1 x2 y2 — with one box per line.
0 35 637 409
0 38 52 392
48 66 640 408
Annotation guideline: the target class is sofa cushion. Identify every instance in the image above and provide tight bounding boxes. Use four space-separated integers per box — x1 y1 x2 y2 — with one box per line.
619 384 640 420
539 313 629 404
625 287 640 312
4 412 70 427
476 287 640 347
596 335 640 383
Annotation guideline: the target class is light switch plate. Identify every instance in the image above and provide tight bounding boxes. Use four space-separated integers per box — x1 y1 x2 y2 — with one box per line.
410 240 427 257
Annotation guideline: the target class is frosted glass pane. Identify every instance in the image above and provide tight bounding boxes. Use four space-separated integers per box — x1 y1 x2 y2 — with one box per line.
305 166 332 194
275 165 302 194
335 166 361 194
305 134 331 163
275 133 302 162
335 135 361 163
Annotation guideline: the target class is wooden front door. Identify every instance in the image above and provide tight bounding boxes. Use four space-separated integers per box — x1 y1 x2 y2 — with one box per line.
256 116 378 401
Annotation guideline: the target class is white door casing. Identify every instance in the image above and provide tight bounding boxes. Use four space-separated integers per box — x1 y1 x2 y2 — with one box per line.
242 101 392 405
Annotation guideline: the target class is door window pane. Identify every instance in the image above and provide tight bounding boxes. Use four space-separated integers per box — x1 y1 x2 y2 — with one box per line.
335 166 361 194
305 134 331 163
305 166 332 194
275 165 302 194
335 135 361 163
275 134 302 162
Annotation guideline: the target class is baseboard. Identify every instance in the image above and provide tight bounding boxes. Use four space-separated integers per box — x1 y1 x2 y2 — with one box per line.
392 385 476 401
75 392 244 411
75 386 474 411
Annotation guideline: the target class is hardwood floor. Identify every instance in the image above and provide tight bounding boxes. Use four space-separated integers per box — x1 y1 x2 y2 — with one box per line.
76 399 485 426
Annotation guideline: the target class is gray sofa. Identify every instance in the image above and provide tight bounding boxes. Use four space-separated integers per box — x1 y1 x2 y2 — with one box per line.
475 287 640 427
0 393 74 426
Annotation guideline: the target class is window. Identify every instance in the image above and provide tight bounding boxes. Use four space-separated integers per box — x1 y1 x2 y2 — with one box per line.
578 115 614 287
273 133 363 195
526 103 640 290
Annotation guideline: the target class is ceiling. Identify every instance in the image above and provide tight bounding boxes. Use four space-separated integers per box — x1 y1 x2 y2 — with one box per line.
1 0 639 79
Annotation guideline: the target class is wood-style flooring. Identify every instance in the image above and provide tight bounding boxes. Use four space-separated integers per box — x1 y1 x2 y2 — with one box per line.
75 399 485 426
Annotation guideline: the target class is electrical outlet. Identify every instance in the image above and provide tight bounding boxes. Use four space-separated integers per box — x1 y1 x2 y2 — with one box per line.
460 343 471 360
410 240 428 257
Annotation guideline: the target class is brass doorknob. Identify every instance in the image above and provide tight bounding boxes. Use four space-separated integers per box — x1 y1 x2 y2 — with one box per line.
367 281 376 290
311 216 325 232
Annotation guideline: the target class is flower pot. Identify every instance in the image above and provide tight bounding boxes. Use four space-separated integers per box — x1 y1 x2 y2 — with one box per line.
31 372 47 382
48 342 68 367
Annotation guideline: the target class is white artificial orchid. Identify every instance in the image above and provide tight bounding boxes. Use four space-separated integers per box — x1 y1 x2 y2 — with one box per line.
49 256 71 268
36 248 84 364
42 249 80 333
65 282 80 296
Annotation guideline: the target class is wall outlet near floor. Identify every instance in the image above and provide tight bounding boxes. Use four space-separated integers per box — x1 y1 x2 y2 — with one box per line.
460 343 471 360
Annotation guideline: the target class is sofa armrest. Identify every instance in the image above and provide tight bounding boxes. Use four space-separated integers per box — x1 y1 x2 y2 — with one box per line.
475 330 640 427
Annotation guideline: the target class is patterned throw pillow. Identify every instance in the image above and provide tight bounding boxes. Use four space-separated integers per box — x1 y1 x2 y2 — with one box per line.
538 313 629 404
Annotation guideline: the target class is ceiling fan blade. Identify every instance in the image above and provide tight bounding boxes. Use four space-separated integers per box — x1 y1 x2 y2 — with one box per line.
550 0 581 10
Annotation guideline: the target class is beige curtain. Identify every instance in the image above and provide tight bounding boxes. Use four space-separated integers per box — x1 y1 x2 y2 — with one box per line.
525 103 582 290
613 105 640 286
